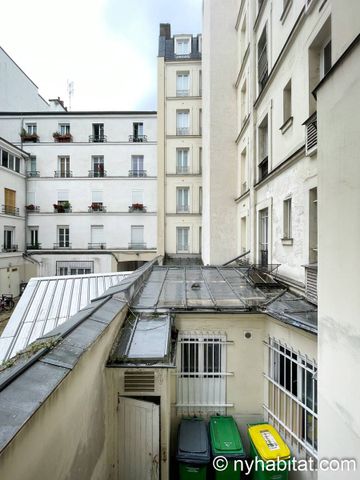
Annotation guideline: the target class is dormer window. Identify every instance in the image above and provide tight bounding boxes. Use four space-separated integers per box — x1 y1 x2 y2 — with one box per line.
175 37 191 56
198 34 202 53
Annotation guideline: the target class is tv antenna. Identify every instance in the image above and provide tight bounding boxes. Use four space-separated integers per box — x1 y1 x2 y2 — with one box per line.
67 80 74 111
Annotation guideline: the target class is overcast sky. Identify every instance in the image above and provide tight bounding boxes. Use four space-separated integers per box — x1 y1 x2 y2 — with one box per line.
0 0 202 111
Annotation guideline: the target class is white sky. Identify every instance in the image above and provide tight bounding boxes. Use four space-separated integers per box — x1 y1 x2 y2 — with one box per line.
0 0 202 111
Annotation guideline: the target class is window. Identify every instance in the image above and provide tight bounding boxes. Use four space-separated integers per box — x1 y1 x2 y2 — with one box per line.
241 80 248 124
59 123 70 135
57 190 70 211
91 123 105 142
199 109 202 135
176 72 190 96
283 198 292 239
92 156 105 177
56 261 93 276
258 115 268 180
198 34 202 53
91 191 103 211
176 110 189 135
2 150 8 168
26 123 37 135
176 227 190 253
130 225 145 249
309 187 318 263
199 147 202 174
176 334 227 414
57 226 70 248
130 155 145 177
90 225 105 248
131 190 144 207
15 157 20 173
175 37 191 56
241 216 247 254
283 79 292 124
28 155 38 177
322 40 332 77
8 154 14 170
57 156 71 178
259 208 268 266
132 122 145 142
4 188 16 215
199 187 202 214
240 15 247 60
266 337 318 457
29 227 39 248
3 228 15 251
199 70 202 96
240 147 247 194
176 148 189 174
258 26 268 93
176 187 190 213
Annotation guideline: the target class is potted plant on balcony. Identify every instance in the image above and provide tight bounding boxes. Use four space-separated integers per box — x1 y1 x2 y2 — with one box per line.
53 131 72 142
54 201 71 213
25 204 36 211
90 202 102 211
130 203 145 212
20 128 39 143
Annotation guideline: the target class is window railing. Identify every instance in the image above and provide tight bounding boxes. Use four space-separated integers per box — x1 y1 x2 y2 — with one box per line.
176 205 190 213
177 127 190 136
53 243 72 249
2 244 18 252
176 166 189 174
89 135 107 143
88 170 107 177
21 133 39 143
88 243 106 249
26 170 40 177
128 242 147 250
128 135 148 142
88 204 107 212
128 169 147 177
25 205 40 212
2 205 20 216
54 171 73 178
129 203 147 212
176 89 190 97
27 243 42 250
305 112 317 154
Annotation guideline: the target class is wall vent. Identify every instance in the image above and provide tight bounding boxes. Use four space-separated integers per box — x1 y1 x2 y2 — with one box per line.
124 370 155 392
305 266 318 305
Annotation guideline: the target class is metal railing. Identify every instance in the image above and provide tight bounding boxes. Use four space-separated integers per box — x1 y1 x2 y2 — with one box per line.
53 243 72 249
26 171 40 177
88 205 107 212
128 170 147 177
54 171 73 178
128 242 147 250
53 205 72 213
177 127 190 136
305 112 317 154
2 244 18 252
27 243 42 250
89 135 107 142
176 205 190 213
128 205 147 213
176 166 189 174
2 205 20 216
25 205 40 213
88 170 107 177
88 243 106 249
128 135 148 142
176 89 190 97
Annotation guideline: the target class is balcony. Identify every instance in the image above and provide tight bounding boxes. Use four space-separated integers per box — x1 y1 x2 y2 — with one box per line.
176 127 190 136
88 170 107 178
128 135 148 142
53 203 72 213
26 171 40 177
176 89 190 97
88 203 107 213
176 166 189 174
53 133 72 143
2 205 20 216
128 170 147 177
2 244 18 252
27 243 42 250
305 112 317 155
53 243 72 249
176 205 190 213
128 242 147 250
89 135 107 143
20 132 39 143
88 243 106 249
128 203 147 213
25 205 40 213
54 171 73 178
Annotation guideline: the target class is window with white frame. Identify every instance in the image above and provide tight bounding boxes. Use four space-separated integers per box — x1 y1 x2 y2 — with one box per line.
92 155 105 177
175 37 191 56
3 227 15 251
176 148 189 174
240 147 248 194
258 114 269 180
26 123 37 135
283 198 292 239
59 123 70 135
29 227 39 247
130 225 145 249
176 110 190 135
176 72 190 96
56 261 93 276
265 337 318 458
321 40 332 78
257 26 268 93
309 188 318 263
57 156 71 178
176 187 190 213
57 226 70 248
90 225 105 248
176 333 227 415
259 207 269 266
198 34 202 53
176 227 189 253
130 155 145 177
283 79 292 124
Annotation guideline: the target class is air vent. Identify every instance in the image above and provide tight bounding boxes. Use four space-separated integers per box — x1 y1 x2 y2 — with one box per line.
305 266 317 305
124 370 155 392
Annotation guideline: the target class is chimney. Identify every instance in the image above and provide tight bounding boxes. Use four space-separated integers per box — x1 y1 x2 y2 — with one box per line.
160 23 171 39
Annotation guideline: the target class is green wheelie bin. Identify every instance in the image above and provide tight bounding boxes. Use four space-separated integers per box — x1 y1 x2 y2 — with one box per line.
247 423 291 480
177 417 211 480
209 416 246 479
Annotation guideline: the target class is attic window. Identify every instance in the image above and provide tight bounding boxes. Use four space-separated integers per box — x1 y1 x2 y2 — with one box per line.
175 37 191 56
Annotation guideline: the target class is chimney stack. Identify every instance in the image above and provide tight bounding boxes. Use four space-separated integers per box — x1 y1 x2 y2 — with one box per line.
160 23 171 39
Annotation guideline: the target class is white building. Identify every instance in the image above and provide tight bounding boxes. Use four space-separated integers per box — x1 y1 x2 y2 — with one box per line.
157 24 203 261
0 111 158 276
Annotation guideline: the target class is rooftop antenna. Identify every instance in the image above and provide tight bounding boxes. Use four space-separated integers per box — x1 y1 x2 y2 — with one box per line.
67 80 74 111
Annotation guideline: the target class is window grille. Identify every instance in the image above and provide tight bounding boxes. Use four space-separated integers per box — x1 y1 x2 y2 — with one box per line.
264 337 318 459
176 333 232 415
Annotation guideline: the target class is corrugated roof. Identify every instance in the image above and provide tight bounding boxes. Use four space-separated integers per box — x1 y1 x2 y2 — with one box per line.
0 272 131 362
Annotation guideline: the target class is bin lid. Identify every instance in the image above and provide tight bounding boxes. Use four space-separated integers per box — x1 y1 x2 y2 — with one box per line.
177 418 210 465
248 424 291 461
209 416 245 458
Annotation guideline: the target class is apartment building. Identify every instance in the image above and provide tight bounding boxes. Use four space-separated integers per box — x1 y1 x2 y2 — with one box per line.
157 24 203 260
0 111 158 275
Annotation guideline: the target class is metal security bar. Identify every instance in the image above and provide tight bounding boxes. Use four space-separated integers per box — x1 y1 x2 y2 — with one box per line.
175 333 233 416
263 337 318 459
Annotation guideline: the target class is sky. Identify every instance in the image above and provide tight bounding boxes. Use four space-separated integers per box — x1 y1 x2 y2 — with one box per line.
0 0 202 111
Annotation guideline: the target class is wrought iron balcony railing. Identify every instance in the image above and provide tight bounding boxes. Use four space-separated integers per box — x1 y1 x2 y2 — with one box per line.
128 135 148 142
54 171 73 178
88 243 106 249
53 243 72 249
128 242 147 250
26 170 40 177
88 204 107 212
2 205 20 216
176 166 189 174
26 243 42 250
176 205 190 213
176 127 190 136
89 135 107 143
2 244 18 252
88 170 107 178
25 205 40 213
176 89 190 97
128 170 147 177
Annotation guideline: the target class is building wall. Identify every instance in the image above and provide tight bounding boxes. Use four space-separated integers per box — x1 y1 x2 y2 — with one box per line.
317 2 360 475
0 47 50 112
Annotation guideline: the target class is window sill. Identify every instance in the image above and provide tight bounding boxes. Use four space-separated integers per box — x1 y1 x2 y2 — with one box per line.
280 0 293 24
281 238 293 246
280 116 293 134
